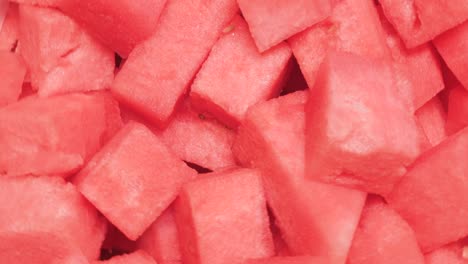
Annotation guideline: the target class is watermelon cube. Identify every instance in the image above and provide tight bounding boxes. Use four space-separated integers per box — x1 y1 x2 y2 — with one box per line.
0 92 122 177
379 0 468 48
446 85 468 134
0 2 18 51
94 250 156 264
190 16 291 128
425 240 468 264
0 176 106 262
347 196 425 264
415 97 447 146
74 121 196 241
387 127 468 251
56 0 167 57
112 0 238 127
0 51 26 107
434 21 468 90
305 51 422 195
174 168 275 264
137 206 182 264
18 5 114 97
233 91 366 264
237 0 331 52
245 256 329 264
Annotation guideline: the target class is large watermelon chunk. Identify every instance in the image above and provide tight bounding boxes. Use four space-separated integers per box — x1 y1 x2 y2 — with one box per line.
347 196 425 264
0 2 18 51
56 0 167 57
425 240 468 264
112 0 238 128
446 85 468 134
245 256 328 264
379 0 468 48
18 5 114 97
0 176 106 262
387 127 468 251
175 168 274 264
0 92 122 177
415 97 447 146
74 121 196 241
0 51 26 107
233 91 366 264
237 0 330 52
95 250 156 264
305 51 422 195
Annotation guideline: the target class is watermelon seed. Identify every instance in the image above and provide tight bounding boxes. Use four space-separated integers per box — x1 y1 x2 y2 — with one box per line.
222 25 235 33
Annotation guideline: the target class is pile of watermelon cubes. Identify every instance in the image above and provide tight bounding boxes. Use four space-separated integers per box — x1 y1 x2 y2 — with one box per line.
2 0 468 263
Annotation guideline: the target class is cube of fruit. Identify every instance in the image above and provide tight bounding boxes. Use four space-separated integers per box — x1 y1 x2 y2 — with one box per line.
387 127 468 251
237 0 330 52
347 197 425 264
94 250 156 264
233 91 366 264
305 51 422 195
0 2 18 51
0 51 26 107
175 168 274 264
74 121 196 240
112 0 238 127
0 176 106 262
446 85 468 135
0 92 122 177
425 240 468 264
415 97 447 146
18 5 114 97
245 256 329 264
190 15 291 128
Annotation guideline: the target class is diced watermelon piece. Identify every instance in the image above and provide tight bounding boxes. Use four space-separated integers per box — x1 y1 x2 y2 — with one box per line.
160 102 236 170
387 127 468 251
18 5 114 97
0 51 26 107
0 92 122 177
74 121 196 241
137 206 182 264
415 97 447 146
347 196 425 264
112 0 238 128
245 256 329 264
0 2 18 51
237 0 331 52
175 168 274 264
305 52 422 195
0 176 106 262
434 21 468 90
446 85 468 134
379 0 468 48
190 16 291 127
233 91 366 264
94 250 156 264
425 240 468 264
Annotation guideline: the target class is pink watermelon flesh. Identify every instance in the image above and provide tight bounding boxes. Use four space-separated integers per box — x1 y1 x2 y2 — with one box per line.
0 50 26 107
111 0 239 128
305 51 423 195
74 121 196 241
18 5 114 97
56 0 167 57
0 0 7 28
434 21 468 90
245 256 329 264
237 0 330 52
270 218 291 257
95 250 156 264
379 0 468 48
160 101 236 171
137 206 182 264
190 15 291 128
425 240 468 264
446 85 468 135
174 168 275 264
233 91 366 264
0 176 107 261
415 96 448 146
0 2 18 51
347 196 425 264
387 127 468 251
0 92 122 177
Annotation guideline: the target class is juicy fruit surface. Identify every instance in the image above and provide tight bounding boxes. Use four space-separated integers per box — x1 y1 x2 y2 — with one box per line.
415 97 447 146
446 86 468 135
0 50 26 107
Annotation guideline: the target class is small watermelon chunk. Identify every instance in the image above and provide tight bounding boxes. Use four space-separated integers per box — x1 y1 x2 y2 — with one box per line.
306 51 422 195
0 176 106 262
245 256 328 264
237 0 331 52
175 168 274 264
347 196 425 264
18 5 114 97
190 15 291 128
425 240 468 264
415 97 447 146
387 127 468 251
0 2 18 51
94 250 156 264
74 121 196 241
233 91 366 263
112 0 238 127
379 0 468 48
0 92 122 177
0 51 26 107
446 85 468 134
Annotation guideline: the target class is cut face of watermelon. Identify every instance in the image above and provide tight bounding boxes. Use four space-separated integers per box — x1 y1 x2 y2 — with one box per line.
0 0 8 33
446 85 468 135
415 97 447 146
0 51 26 107
425 240 468 264
0 2 18 51
94 250 156 264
